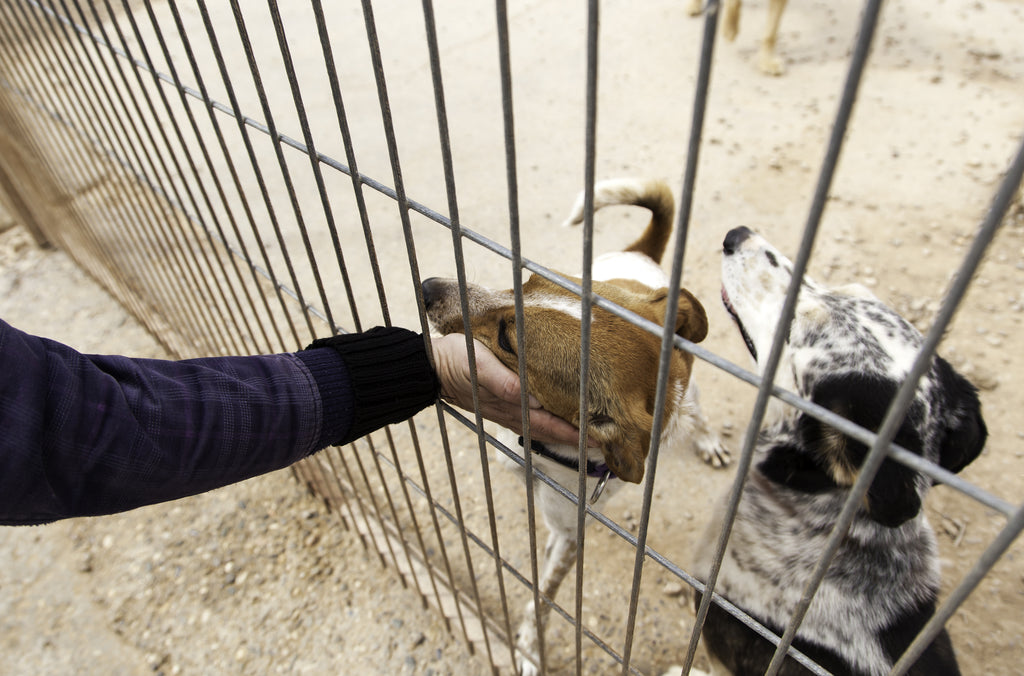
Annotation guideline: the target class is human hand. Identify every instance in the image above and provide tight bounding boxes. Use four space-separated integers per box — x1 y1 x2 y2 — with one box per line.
431 333 582 447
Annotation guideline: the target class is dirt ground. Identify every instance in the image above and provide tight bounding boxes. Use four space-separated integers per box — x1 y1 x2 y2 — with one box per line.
1 0 1023 674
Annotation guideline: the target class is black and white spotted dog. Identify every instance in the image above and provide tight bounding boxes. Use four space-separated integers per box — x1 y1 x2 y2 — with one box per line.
692 227 987 675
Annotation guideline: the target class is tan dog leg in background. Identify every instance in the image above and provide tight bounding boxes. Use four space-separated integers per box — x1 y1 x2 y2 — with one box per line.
759 0 788 75
690 0 789 76
722 0 741 42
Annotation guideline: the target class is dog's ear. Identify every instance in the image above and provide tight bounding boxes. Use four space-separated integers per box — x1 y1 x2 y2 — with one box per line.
758 444 839 494
590 411 652 484
648 287 708 344
675 288 709 343
800 373 925 528
932 357 987 474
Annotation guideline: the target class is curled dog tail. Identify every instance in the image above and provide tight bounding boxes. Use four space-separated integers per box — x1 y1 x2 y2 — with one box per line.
561 178 675 263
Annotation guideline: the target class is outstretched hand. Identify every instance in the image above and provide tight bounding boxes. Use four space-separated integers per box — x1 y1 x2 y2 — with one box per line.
431 333 582 447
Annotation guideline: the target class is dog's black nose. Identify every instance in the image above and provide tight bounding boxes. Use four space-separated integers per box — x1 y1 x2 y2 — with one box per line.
723 226 754 255
421 277 443 310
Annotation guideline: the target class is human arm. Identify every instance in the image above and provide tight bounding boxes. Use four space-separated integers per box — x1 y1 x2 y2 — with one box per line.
0 321 434 525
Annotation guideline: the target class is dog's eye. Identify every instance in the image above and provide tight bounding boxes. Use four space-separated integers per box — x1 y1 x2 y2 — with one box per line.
590 413 615 427
765 250 780 268
497 317 516 355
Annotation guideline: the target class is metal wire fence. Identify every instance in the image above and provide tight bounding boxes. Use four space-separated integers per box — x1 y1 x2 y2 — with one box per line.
0 0 1021 674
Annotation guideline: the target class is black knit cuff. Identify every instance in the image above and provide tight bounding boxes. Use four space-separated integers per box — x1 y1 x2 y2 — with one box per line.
304 327 438 445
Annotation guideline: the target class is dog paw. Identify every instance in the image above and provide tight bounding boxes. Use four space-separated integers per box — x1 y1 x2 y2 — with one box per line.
516 652 542 676
722 2 740 41
758 49 785 76
514 620 542 675
696 437 732 468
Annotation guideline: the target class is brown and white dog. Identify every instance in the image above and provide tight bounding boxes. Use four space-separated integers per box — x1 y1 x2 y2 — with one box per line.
423 178 728 675
688 0 789 76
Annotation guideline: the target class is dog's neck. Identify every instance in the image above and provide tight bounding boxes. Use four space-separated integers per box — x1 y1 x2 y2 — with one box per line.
517 437 612 478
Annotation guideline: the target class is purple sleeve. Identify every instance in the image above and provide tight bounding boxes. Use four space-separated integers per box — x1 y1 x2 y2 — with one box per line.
0 320 438 525
0 319 330 524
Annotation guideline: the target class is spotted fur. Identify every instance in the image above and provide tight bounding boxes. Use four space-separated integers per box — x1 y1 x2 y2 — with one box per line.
693 227 987 676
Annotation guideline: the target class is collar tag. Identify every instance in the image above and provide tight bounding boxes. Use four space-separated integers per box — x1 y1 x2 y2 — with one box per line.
588 469 612 504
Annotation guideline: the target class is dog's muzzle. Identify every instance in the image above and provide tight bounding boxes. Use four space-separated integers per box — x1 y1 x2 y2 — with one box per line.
721 228 759 361
723 225 754 255
421 277 447 312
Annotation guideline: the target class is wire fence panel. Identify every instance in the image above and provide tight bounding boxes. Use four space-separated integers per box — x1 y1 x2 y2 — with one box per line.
1 1 1022 674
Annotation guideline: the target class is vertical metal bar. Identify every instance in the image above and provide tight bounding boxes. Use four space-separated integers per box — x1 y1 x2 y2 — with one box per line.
114 0 254 356
688 0 886 671
358 0 472 620
345 438 408 575
0 16 160 334
297 0 460 636
378 423 447 612
21 0 200 354
313 0 482 655
110 0 251 354
130 0 270 354
623 0 722 672
767 129 1024 676
142 0 277 353
68 0 227 355
494 0 544 670
419 0 499 651
225 0 326 342
164 0 291 352
574 2 599 674
253 0 376 517
193 0 305 347
327 444 392 569
38 0 221 355
95 0 243 355
309 0 386 329
889 141 1024 676
360 428 430 601
0 9 102 250
673 0 719 274
265 0 360 337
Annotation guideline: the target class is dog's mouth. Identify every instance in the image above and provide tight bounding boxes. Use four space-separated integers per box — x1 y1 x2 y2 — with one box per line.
721 285 758 362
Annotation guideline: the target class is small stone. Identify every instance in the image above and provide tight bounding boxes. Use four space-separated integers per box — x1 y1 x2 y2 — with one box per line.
663 582 686 597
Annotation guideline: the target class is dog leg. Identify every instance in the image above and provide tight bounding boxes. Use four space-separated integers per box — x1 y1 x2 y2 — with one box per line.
686 0 705 17
758 0 788 75
677 382 732 468
722 0 741 42
515 530 579 676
